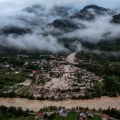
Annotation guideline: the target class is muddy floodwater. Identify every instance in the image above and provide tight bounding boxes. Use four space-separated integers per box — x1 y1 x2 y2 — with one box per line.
0 96 120 112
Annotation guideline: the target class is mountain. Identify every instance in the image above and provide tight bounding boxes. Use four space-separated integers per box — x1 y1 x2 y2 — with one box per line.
24 5 44 14
0 26 31 35
24 5 75 18
50 5 112 30
50 6 76 18
0 4 120 52
112 14 120 23
48 19 78 30
70 5 110 20
0 5 77 35
1 5 118 35
0 26 31 53
49 5 120 31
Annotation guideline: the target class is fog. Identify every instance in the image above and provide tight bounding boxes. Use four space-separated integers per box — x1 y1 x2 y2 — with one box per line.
0 1 75 52
61 15 120 43
0 0 120 53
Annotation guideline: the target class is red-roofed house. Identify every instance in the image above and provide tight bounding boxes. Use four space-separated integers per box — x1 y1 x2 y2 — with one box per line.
35 74 40 79
101 114 109 120
32 71 36 74
80 109 87 119
35 113 44 119
88 109 94 118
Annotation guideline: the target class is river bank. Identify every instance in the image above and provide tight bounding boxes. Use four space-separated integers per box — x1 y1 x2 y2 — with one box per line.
0 96 120 112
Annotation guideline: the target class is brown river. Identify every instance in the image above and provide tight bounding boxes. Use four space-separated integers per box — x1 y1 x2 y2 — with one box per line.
0 96 120 112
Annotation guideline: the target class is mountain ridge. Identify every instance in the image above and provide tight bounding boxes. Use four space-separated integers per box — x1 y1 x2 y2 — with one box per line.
50 5 120 30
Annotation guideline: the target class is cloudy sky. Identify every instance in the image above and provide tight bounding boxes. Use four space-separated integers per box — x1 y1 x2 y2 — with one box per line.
0 0 120 12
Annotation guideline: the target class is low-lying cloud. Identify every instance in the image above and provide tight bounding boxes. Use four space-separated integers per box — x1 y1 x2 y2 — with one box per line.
61 14 120 43
0 0 120 53
0 1 75 53
0 34 66 53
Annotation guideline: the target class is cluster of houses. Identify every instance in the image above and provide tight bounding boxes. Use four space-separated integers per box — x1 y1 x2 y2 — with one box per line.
77 68 104 90
34 108 109 120
1 53 105 100
60 108 109 120
16 55 30 58
79 109 94 120
29 59 67 81
32 70 49 80
0 62 22 75
77 68 103 83
30 58 104 100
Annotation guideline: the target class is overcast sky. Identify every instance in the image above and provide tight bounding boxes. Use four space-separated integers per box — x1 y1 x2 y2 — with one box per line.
0 0 120 20
0 0 120 12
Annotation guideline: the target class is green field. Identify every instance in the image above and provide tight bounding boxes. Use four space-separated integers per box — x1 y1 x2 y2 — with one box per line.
51 112 101 120
0 112 34 120
53 112 77 120
109 62 120 66
88 114 101 120
0 68 30 93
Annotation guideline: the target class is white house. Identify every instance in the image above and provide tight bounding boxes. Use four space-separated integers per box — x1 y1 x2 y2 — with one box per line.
60 108 68 117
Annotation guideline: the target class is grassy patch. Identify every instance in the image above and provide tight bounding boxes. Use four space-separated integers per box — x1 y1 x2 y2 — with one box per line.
94 82 104 92
15 115 34 120
109 62 120 66
17 86 30 95
53 112 77 120
0 111 34 120
88 114 101 120
107 76 119 81
0 70 29 92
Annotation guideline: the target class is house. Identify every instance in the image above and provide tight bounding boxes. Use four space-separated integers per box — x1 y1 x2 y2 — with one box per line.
101 114 109 120
14 71 19 74
60 108 68 117
98 79 104 82
32 61 35 64
88 109 94 118
32 71 36 74
35 113 44 119
5 72 10 75
10 67 15 71
80 109 87 119
24 62 28 65
35 74 40 79
80 89 85 96
79 117 83 120
36 60 40 64
29 73 33 77
5 64 10 68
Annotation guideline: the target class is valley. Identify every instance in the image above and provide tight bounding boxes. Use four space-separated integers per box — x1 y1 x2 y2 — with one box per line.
0 51 105 101
0 2 120 119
